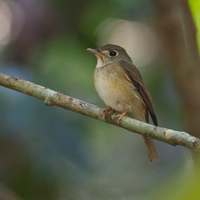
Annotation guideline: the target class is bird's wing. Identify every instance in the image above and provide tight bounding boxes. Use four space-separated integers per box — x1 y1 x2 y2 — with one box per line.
119 60 158 126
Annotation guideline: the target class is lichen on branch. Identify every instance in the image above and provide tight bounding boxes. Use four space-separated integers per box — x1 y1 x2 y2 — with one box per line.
0 72 200 152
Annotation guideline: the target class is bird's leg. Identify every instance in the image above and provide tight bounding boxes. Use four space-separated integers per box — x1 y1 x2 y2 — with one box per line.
115 109 129 126
99 106 113 117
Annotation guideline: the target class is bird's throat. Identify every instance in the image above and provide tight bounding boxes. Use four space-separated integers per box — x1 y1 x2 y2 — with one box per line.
96 56 105 68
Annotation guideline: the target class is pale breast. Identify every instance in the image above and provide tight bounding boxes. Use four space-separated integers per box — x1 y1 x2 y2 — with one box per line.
93 64 146 121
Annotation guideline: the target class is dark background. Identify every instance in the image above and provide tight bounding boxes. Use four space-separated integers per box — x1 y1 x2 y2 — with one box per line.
0 0 200 199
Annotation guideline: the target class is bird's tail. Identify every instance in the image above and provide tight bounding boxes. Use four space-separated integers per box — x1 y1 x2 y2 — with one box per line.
142 136 158 163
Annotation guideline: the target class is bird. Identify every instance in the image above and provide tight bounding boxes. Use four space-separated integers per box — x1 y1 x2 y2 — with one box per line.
87 44 158 163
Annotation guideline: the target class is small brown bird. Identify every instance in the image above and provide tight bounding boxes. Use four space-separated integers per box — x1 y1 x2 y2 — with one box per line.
87 44 158 163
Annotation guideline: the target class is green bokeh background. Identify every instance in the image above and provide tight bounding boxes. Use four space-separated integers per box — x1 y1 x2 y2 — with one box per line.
0 0 200 199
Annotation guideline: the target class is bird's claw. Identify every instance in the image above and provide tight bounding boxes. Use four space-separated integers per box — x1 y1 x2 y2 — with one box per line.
115 109 129 126
99 106 112 117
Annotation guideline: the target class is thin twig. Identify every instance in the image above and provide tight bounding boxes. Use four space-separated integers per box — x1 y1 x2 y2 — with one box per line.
0 72 200 151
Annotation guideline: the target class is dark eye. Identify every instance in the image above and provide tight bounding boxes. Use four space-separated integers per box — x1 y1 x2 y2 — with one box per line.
109 51 117 57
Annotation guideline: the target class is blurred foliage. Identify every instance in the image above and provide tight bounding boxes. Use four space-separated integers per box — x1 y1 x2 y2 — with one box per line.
0 0 200 199
189 0 200 52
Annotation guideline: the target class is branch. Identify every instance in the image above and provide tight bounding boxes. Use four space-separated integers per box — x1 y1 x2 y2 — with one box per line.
0 72 200 152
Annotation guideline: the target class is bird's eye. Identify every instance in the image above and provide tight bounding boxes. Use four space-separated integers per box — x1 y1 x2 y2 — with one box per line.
109 51 117 57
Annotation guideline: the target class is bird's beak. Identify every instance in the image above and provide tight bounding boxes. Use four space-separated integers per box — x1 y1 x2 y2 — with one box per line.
87 48 102 56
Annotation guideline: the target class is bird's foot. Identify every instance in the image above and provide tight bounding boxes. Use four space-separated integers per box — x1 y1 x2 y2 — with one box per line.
115 109 129 126
99 106 113 118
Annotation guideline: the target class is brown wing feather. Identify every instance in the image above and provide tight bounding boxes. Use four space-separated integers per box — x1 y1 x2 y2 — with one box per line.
119 60 158 126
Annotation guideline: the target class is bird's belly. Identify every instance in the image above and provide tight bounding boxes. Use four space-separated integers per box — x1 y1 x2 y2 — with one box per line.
94 67 145 117
95 81 130 112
